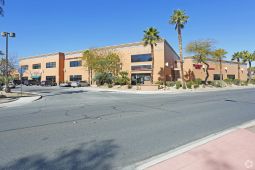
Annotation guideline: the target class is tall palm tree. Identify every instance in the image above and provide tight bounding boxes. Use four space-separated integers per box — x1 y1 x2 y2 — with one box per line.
170 9 189 85
186 40 213 85
231 52 242 81
212 48 227 81
143 27 161 84
0 0 4 16
241 50 255 82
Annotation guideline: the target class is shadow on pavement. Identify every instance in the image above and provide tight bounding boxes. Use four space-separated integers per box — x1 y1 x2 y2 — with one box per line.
0 140 119 170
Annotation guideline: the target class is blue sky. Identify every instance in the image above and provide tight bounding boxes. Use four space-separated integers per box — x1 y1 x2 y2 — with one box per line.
0 0 255 61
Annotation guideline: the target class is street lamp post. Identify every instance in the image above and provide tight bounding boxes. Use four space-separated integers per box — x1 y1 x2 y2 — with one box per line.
1 32 15 93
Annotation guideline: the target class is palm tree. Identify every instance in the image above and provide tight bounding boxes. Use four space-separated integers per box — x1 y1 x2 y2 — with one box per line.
0 0 4 16
143 27 161 84
186 40 213 85
212 49 227 81
241 50 255 82
170 9 189 85
231 52 242 81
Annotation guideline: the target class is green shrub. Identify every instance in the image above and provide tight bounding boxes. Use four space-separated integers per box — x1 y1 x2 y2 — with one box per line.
194 84 199 89
224 79 232 85
211 80 226 88
114 71 130 85
193 78 202 85
241 81 248 86
182 84 187 89
155 80 164 85
249 79 255 85
176 81 181 89
186 81 193 89
128 84 132 89
94 72 113 86
233 79 240 85
108 84 113 88
166 81 175 87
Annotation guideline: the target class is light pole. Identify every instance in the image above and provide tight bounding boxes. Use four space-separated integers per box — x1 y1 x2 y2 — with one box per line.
164 62 169 88
1 32 16 93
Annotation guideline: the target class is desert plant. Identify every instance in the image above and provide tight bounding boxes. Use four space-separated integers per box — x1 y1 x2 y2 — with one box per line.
170 9 189 86
186 40 214 84
186 81 193 89
194 83 199 89
176 81 181 89
108 84 113 88
211 80 226 88
224 79 233 85
212 48 227 81
193 78 202 85
114 71 130 85
166 81 175 87
143 27 161 84
93 72 113 86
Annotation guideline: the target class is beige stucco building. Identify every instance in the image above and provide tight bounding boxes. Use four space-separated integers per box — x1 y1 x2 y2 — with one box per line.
182 57 247 81
19 40 180 85
19 40 248 85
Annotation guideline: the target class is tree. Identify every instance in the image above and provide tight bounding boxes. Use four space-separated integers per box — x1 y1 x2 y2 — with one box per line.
231 52 243 81
186 40 214 84
143 27 161 84
0 0 4 16
170 9 189 85
212 48 227 81
82 49 121 84
241 50 255 82
82 50 97 85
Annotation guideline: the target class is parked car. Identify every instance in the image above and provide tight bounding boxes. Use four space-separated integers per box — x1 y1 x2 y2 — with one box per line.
13 80 21 85
3 82 16 89
41 80 57 86
23 80 40 86
71 81 89 88
79 81 90 87
59 82 71 87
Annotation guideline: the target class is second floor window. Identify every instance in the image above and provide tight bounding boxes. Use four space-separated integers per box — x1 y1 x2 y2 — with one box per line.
21 65 28 71
32 64 41 69
46 62 56 68
131 54 152 62
70 61 82 67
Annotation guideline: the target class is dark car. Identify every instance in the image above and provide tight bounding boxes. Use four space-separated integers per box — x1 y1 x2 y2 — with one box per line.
23 80 40 86
13 80 21 85
41 81 57 86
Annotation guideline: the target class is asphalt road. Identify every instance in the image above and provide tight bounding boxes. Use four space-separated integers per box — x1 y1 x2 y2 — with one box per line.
0 86 255 170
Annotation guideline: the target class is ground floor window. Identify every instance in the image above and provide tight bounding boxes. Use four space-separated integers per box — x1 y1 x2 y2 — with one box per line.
70 75 82 81
213 74 222 80
46 76 56 82
227 75 235 80
131 74 151 85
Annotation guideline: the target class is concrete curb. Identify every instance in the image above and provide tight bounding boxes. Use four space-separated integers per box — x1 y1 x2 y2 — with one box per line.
0 94 42 108
78 86 255 95
132 120 255 170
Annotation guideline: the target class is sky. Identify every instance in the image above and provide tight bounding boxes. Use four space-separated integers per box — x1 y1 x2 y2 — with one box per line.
0 0 255 61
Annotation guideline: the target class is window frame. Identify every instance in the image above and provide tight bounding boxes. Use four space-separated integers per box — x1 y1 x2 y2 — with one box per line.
32 63 41 69
70 60 82 67
131 54 152 63
46 62 56 68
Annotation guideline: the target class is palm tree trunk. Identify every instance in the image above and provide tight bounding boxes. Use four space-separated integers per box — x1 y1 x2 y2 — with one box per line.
178 28 185 85
88 67 91 85
90 69 93 85
202 61 209 85
248 61 252 82
151 44 154 84
237 61 240 81
219 59 222 81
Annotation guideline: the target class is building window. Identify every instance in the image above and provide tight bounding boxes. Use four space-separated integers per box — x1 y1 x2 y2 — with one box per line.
46 76 56 82
32 64 41 69
213 74 222 80
46 62 56 68
70 61 82 67
131 54 152 62
131 65 152 71
70 75 82 81
21 65 28 71
227 75 235 80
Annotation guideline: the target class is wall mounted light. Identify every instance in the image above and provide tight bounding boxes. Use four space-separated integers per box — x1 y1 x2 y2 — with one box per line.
225 67 228 72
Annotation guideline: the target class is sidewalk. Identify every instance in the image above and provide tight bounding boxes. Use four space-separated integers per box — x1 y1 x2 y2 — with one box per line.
0 95 42 108
75 85 255 95
140 124 255 170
